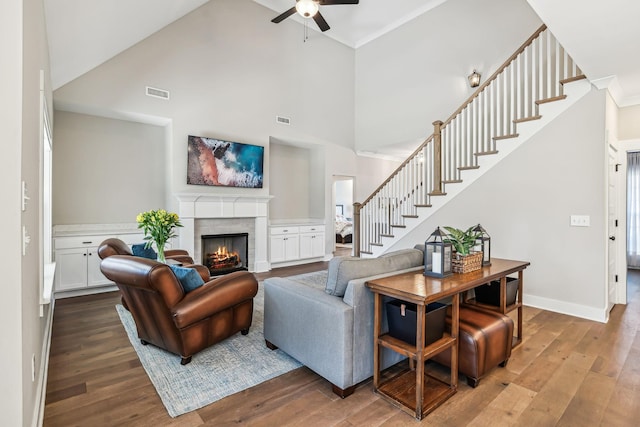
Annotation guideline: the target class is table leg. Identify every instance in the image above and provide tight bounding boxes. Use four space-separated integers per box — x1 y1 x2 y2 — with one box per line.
415 303 425 419
516 270 524 345
450 293 459 389
373 292 381 389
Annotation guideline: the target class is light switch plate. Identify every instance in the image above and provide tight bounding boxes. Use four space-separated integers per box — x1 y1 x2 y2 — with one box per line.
570 215 590 227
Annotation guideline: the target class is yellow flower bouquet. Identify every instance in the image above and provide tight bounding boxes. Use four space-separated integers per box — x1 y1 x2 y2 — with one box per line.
136 209 183 263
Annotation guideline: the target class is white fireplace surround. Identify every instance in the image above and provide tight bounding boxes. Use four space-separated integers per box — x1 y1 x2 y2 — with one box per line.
175 193 272 273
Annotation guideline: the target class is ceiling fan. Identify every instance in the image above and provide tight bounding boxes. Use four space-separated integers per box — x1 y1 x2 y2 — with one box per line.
271 0 359 32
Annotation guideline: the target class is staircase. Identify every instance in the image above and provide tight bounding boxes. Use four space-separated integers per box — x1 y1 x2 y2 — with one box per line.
354 25 591 257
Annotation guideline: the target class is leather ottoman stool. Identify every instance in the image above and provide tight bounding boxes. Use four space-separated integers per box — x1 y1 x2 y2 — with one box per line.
431 304 514 387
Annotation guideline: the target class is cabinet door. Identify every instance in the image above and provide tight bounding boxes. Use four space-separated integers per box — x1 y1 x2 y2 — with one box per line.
270 235 286 263
300 233 325 259
311 232 325 257
299 234 314 259
87 247 111 287
55 248 88 291
284 235 299 261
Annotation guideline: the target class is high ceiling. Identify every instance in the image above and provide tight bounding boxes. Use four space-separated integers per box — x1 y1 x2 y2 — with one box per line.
45 0 640 106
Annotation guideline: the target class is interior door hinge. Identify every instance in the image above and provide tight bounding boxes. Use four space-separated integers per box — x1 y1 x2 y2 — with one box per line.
615 219 618 227
615 163 621 172
615 274 619 283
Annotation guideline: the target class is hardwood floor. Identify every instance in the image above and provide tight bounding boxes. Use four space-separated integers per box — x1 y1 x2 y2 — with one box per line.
44 263 640 426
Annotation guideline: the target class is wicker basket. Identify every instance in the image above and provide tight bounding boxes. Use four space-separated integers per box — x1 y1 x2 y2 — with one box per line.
451 251 483 274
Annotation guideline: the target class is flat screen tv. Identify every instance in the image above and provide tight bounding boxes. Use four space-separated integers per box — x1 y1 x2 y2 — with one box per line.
187 135 264 188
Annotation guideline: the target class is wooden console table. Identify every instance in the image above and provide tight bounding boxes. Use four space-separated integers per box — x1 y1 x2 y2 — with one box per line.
366 258 530 420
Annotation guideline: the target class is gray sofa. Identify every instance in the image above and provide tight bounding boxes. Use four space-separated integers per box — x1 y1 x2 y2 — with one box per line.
263 247 424 398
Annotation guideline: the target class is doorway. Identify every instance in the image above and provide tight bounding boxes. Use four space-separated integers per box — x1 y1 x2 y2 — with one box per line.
333 176 355 256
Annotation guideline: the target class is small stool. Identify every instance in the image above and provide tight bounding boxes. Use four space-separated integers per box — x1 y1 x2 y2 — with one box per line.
431 304 514 387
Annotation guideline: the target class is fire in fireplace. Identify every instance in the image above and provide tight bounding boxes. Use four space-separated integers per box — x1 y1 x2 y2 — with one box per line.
201 233 248 276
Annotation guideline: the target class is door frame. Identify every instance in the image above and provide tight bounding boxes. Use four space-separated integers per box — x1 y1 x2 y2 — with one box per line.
332 175 355 253
617 139 640 305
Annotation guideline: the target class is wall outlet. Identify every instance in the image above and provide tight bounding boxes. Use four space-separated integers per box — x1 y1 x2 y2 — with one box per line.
570 215 590 227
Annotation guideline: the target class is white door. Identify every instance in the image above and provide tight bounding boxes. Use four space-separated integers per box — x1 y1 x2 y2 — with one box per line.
607 146 619 312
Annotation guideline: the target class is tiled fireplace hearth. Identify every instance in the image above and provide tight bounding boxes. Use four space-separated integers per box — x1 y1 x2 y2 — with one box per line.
175 194 271 273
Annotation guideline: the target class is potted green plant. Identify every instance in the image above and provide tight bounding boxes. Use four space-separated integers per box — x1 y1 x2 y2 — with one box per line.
136 209 183 263
443 226 483 273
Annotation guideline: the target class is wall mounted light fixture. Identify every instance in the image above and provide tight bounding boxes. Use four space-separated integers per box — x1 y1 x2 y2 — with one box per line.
468 70 481 88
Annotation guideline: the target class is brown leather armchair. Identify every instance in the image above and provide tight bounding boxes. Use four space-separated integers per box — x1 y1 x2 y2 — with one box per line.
100 255 258 365
97 237 196 264
98 237 209 280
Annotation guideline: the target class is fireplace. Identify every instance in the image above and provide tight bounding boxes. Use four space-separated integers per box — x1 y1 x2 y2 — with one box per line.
201 233 248 276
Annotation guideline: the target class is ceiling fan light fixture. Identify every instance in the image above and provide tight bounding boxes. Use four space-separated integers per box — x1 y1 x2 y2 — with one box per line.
296 0 319 18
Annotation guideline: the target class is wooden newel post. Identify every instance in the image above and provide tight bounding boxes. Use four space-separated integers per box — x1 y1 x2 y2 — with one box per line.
353 202 361 257
431 120 444 195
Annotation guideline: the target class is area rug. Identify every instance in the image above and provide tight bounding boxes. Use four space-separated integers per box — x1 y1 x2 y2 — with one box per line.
115 276 325 417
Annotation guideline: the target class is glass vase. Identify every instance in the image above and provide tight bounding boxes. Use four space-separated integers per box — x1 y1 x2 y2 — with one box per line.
156 243 166 263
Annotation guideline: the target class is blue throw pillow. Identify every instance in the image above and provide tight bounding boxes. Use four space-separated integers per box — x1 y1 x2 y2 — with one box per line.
131 243 157 260
170 265 205 293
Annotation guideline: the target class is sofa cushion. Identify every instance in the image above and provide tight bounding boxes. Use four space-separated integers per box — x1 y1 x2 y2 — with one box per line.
325 248 424 297
131 243 157 260
170 265 205 293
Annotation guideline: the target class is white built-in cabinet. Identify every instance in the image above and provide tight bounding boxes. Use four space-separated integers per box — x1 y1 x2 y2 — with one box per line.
53 230 144 294
270 223 325 266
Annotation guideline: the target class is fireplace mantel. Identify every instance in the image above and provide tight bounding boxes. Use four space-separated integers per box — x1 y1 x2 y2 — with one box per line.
175 193 272 273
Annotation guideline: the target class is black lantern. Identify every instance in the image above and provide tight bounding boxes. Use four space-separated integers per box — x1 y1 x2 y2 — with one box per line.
424 227 452 278
472 223 491 266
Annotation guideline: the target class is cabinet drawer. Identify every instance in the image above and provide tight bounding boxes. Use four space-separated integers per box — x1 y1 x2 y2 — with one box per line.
270 226 299 235
299 225 324 233
54 236 105 249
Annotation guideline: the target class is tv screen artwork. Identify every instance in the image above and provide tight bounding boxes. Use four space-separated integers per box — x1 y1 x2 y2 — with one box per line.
187 135 264 188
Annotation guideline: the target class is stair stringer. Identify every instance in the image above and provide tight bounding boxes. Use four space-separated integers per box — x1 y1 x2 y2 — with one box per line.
362 78 592 258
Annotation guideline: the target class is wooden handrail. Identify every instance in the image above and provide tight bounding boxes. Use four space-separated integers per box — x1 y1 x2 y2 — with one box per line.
354 23 583 256
441 24 547 129
359 134 434 208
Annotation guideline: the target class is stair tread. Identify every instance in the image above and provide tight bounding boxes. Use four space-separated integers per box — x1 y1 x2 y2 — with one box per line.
390 224 407 228
514 115 542 124
493 133 519 141
475 150 499 156
560 75 586 85
371 242 383 247
459 165 480 170
361 251 373 255
402 215 419 218
380 234 394 238
428 192 447 196
536 94 567 105
443 179 463 184
414 204 432 208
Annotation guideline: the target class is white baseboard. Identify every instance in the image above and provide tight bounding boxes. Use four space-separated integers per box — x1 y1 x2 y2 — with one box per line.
53 284 118 299
32 297 55 427
524 293 608 323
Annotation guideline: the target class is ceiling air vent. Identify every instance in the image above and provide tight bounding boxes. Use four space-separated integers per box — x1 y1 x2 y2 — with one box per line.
146 86 170 100
276 115 291 125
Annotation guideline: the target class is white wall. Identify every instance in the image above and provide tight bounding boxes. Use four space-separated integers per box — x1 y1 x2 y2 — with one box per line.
354 0 542 152
335 179 353 218
53 0 355 207
269 143 311 220
618 104 640 140
1 0 52 425
53 111 166 224
393 89 608 321
0 1 25 424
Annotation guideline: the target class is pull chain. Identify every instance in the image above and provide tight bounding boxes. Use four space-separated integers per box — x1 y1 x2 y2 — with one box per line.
304 19 309 42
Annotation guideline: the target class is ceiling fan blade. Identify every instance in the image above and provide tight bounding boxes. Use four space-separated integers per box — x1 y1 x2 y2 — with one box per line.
313 11 331 32
271 7 296 24
318 0 359 5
